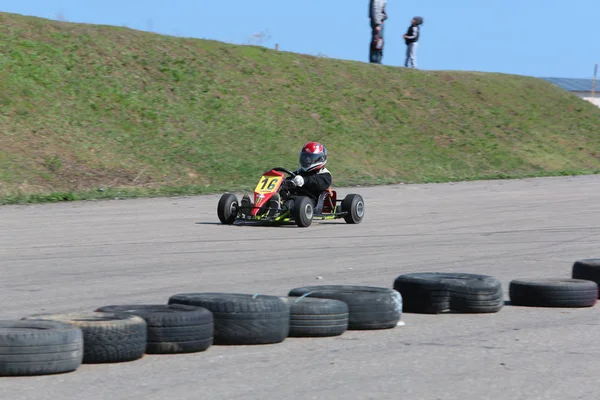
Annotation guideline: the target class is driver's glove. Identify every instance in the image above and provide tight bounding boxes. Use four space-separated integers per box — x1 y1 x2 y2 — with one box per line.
282 179 295 189
292 175 305 187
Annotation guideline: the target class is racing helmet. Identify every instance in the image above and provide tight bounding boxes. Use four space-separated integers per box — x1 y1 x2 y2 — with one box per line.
299 142 327 172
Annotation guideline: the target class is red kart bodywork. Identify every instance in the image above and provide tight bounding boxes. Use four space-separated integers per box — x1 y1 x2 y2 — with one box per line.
250 169 285 216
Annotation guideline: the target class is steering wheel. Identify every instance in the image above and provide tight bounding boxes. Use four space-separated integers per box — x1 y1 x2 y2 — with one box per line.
271 167 296 177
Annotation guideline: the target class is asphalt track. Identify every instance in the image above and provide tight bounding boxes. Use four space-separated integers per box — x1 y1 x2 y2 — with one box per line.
1 175 600 400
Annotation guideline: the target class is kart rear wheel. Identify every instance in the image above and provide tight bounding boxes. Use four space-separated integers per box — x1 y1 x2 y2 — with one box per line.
293 196 314 227
341 194 364 224
217 193 239 225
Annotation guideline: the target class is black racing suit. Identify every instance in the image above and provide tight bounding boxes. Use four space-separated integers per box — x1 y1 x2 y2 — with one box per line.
283 167 332 201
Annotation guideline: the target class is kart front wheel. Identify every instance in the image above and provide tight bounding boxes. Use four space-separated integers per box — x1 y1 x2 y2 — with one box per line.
217 193 239 225
341 194 364 224
293 196 314 227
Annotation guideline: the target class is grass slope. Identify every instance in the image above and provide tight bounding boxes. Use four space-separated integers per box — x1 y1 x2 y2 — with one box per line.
1 12 600 204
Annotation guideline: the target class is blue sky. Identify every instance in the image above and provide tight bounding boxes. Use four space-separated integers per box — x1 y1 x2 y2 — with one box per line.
1 0 598 78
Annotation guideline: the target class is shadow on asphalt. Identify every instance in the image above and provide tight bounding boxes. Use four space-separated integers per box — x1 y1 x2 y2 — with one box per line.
195 221 297 228
196 221 345 227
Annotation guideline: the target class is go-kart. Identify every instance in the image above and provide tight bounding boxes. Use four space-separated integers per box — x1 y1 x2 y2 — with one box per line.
217 167 365 227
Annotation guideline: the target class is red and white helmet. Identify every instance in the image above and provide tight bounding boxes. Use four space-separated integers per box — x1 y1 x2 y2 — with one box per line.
299 142 328 172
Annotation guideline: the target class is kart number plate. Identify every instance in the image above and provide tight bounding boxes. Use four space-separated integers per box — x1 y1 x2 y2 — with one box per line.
254 175 283 194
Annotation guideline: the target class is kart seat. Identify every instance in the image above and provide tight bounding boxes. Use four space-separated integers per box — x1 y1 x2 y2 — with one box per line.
316 188 337 214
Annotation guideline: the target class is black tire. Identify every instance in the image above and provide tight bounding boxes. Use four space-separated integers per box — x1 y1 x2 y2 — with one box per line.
572 259 600 297
168 293 289 345
95 304 213 354
287 285 401 330
217 193 239 225
341 194 365 224
292 196 313 227
287 296 349 337
0 320 83 376
23 312 147 364
393 272 504 314
509 279 598 308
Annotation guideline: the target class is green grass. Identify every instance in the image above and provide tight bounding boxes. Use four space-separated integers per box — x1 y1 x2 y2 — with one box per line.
2 12 600 205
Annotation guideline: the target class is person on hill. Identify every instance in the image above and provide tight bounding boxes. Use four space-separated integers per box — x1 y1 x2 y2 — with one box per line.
404 16 423 68
369 0 388 64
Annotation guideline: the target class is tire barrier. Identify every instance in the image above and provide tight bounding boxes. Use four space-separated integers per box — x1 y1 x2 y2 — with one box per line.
3 257 599 377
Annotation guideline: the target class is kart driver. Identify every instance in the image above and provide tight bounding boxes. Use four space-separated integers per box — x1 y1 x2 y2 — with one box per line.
280 141 332 202
241 142 332 212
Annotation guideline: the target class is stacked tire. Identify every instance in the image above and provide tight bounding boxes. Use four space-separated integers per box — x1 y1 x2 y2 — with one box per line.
393 272 504 314
96 305 214 354
0 320 83 376
572 259 600 297
288 285 402 330
287 297 349 337
168 293 290 345
23 312 147 363
509 279 598 308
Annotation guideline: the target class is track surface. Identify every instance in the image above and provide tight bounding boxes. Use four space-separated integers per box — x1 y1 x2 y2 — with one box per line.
1 175 600 399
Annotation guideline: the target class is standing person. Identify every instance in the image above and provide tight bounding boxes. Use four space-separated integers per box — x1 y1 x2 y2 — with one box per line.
369 0 388 64
403 16 423 68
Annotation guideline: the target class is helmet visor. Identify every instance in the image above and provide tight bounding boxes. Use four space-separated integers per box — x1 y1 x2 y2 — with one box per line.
300 153 323 169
